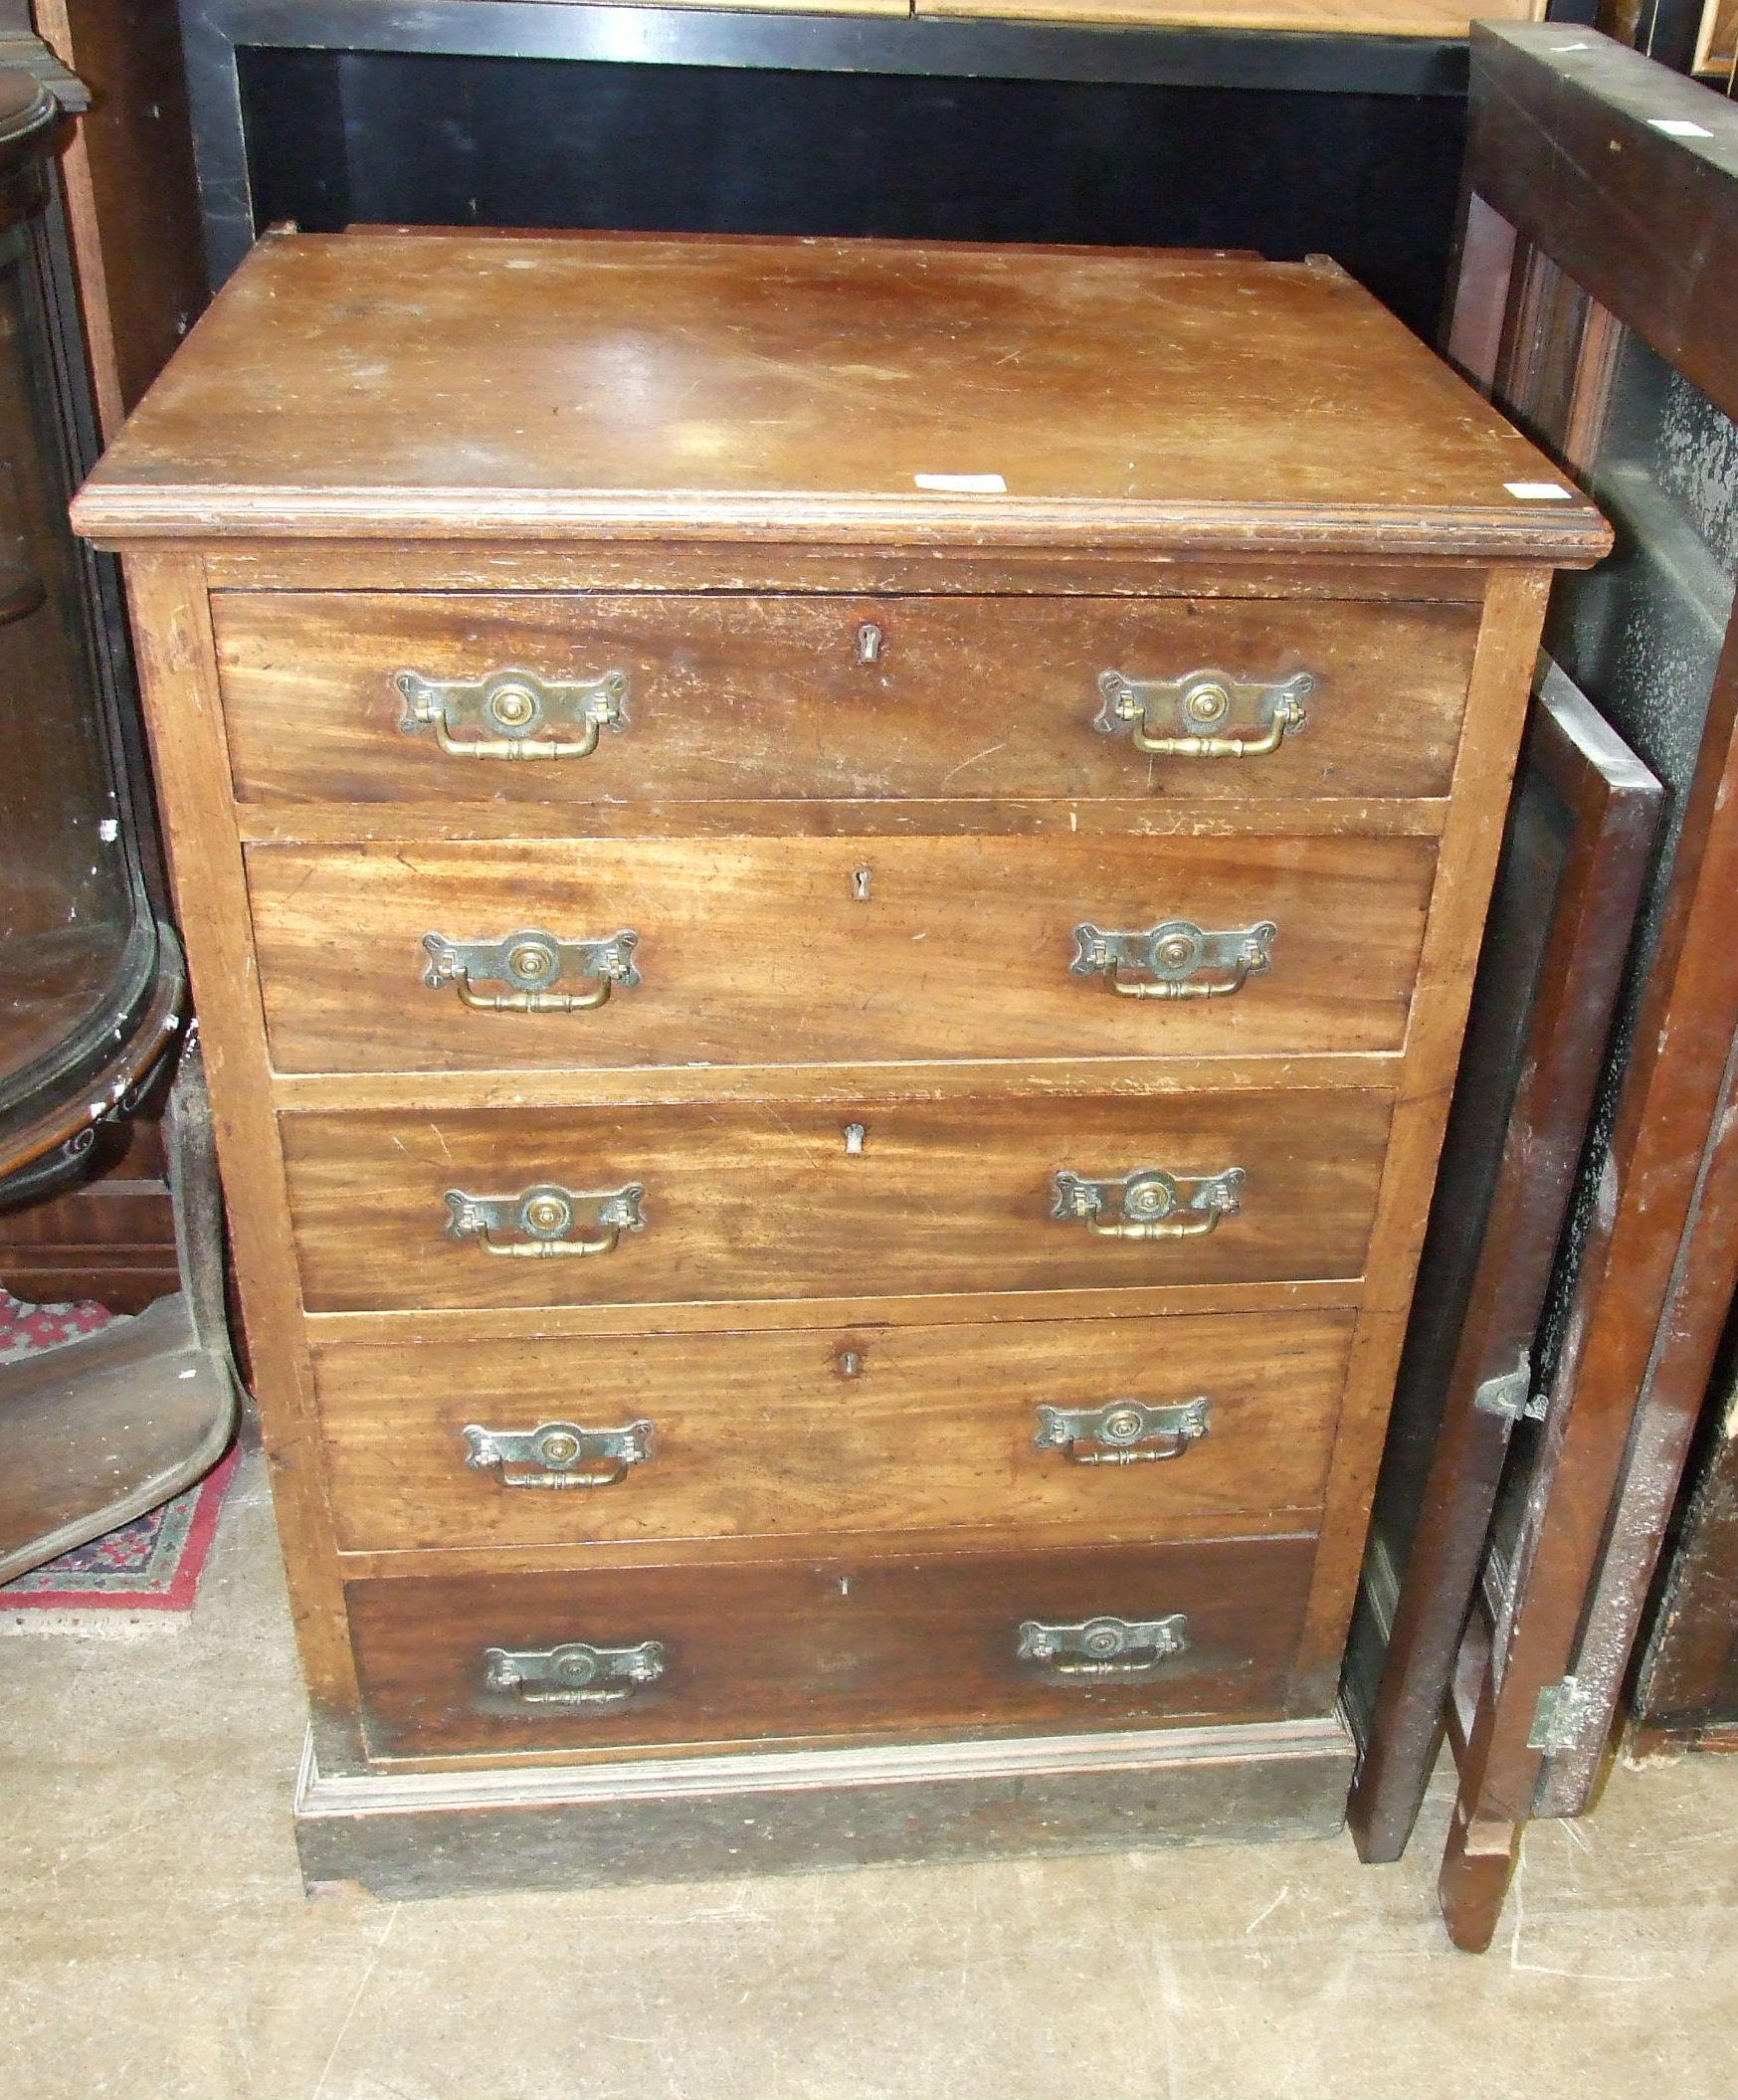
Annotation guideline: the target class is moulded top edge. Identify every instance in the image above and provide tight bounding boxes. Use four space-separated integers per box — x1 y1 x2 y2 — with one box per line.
71 486 1614 567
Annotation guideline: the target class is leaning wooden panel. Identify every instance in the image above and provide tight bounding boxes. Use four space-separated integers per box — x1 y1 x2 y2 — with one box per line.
1343 663 1660 1865
248 833 1436 1071
1375 26 1738 1953
279 1088 1394 1313
313 1308 1355 1553
1292 566 1554 1699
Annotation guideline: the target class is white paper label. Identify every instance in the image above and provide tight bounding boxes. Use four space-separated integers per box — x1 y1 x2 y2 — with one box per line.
1504 480 1576 501
1649 118 1713 137
914 473 1007 493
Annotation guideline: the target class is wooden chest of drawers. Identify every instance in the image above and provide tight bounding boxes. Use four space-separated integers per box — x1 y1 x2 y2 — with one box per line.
74 230 1608 1893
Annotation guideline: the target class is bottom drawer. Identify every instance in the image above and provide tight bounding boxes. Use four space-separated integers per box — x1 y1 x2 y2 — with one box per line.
347 1535 1316 1758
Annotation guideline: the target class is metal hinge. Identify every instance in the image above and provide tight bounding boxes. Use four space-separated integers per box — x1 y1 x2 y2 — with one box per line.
1527 1675 1602 1755
1472 1356 1548 1425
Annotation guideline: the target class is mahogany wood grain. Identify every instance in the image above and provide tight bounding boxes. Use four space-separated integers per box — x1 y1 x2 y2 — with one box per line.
313 1308 1355 1553
214 592 1481 808
248 834 1435 1072
345 1533 1318 1758
0 1104 178 1312
328 1511 1319 1584
74 238 1608 562
114 554 356 1709
280 1089 1393 1314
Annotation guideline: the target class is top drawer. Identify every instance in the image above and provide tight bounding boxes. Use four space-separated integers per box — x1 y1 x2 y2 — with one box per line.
212 592 1480 808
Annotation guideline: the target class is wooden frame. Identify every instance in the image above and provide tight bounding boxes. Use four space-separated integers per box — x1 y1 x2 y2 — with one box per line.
1356 22 1738 1951
1344 660 1660 1867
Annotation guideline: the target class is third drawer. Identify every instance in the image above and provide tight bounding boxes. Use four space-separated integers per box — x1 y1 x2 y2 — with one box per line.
280 1088 1393 1311
314 1308 1355 1552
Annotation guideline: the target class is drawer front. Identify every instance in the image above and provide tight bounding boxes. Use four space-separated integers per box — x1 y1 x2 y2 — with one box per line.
214 592 1478 806
315 1309 1354 1551
346 1534 1316 1755
281 1090 1391 1312
251 834 1435 1072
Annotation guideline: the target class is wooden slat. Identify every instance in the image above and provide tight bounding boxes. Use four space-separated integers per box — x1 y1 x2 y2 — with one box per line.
1467 23 1738 425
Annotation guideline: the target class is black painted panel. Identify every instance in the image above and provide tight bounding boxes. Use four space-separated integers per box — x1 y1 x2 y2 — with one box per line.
237 48 1462 337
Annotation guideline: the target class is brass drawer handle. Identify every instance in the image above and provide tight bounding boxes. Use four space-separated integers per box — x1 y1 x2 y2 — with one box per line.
463 1419 656 1488
483 1638 666 1707
1052 1166 1244 1241
396 667 628 759
422 927 641 1013
444 1181 645 1258
1017 1614 1189 1677
1094 668 1311 758
1071 919 1276 1001
1035 1398 1211 1464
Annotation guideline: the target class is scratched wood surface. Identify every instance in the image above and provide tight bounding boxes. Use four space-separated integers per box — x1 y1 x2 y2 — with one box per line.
248 834 1435 1070
313 1308 1355 1552
213 591 1481 806
345 1533 1318 1757
72 235 1609 562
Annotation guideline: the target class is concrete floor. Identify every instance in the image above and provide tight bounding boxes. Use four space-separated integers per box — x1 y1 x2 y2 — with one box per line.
3 1448 1735 2100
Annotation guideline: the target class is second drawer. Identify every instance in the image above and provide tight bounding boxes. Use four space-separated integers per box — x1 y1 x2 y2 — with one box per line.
249 834 1436 1071
314 1308 1354 1552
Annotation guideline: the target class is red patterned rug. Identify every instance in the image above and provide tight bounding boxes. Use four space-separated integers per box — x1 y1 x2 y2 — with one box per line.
0 1287 239 1619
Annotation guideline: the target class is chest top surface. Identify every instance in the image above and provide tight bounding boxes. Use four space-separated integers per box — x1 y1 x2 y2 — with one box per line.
72 230 1607 563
